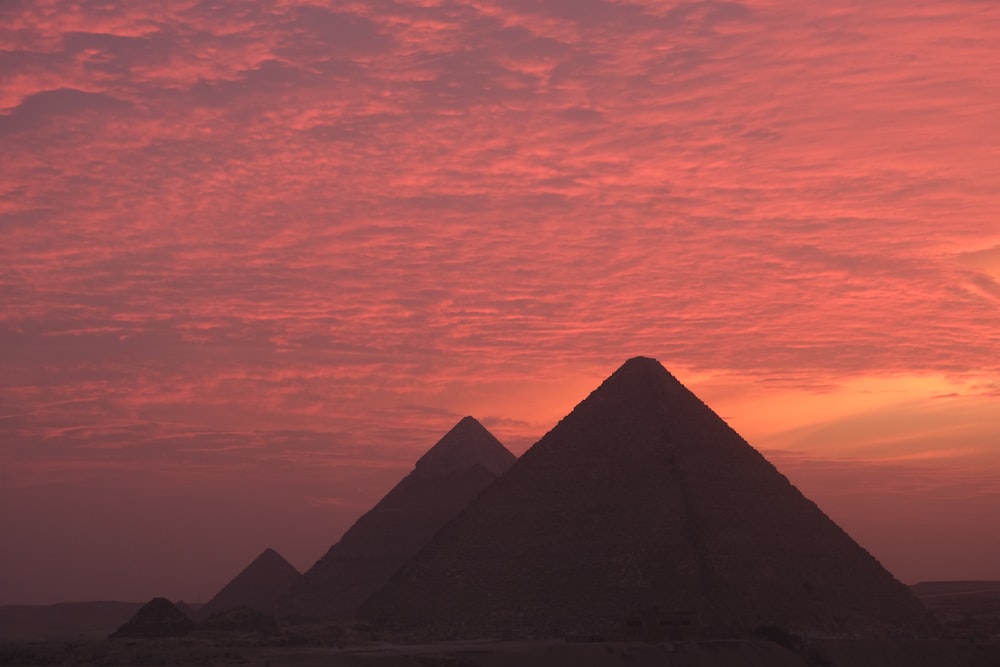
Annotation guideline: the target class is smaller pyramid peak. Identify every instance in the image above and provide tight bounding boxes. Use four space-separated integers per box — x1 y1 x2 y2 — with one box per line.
199 548 300 619
414 417 515 477
446 416 495 435
242 547 297 573
256 547 286 563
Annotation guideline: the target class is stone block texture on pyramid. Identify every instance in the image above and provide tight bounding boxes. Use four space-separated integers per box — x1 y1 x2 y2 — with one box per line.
279 416 516 621
359 357 937 639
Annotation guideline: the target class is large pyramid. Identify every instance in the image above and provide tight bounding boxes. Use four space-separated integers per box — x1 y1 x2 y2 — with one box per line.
360 357 938 639
279 416 516 621
198 548 300 619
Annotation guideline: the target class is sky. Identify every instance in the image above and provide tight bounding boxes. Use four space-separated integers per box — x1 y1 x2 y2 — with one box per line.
1 0 998 606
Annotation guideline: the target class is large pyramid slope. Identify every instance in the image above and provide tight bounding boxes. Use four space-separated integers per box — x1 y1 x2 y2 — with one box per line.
280 416 516 621
198 548 300 619
361 357 937 639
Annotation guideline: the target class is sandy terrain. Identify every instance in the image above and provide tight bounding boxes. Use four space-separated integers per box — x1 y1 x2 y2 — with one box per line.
2 637 999 667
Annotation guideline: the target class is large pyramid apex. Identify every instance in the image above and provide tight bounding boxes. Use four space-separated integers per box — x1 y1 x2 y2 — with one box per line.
561 356 698 409
619 355 667 371
415 416 514 477
580 356 687 406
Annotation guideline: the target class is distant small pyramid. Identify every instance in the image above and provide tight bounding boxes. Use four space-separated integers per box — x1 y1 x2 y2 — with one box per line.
279 417 516 621
109 597 196 639
360 357 938 639
199 548 300 619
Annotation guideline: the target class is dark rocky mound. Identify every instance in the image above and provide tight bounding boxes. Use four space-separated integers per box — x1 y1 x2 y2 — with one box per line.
279 416 516 621
360 357 939 640
198 548 299 619
109 597 196 639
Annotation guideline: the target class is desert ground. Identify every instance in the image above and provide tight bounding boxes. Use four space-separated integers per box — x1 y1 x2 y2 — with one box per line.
3 580 1000 665
3 635 1000 667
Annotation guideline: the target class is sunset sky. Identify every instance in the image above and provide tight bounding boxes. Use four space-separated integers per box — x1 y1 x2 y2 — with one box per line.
2 0 999 605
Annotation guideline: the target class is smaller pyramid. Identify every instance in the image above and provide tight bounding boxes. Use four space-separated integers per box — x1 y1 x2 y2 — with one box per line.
279 417 516 621
199 548 300 619
109 597 196 639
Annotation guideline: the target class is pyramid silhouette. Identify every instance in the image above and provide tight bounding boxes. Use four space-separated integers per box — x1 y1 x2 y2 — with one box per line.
360 357 937 639
109 597 196 639
280 416 516 621
198 548 300 619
